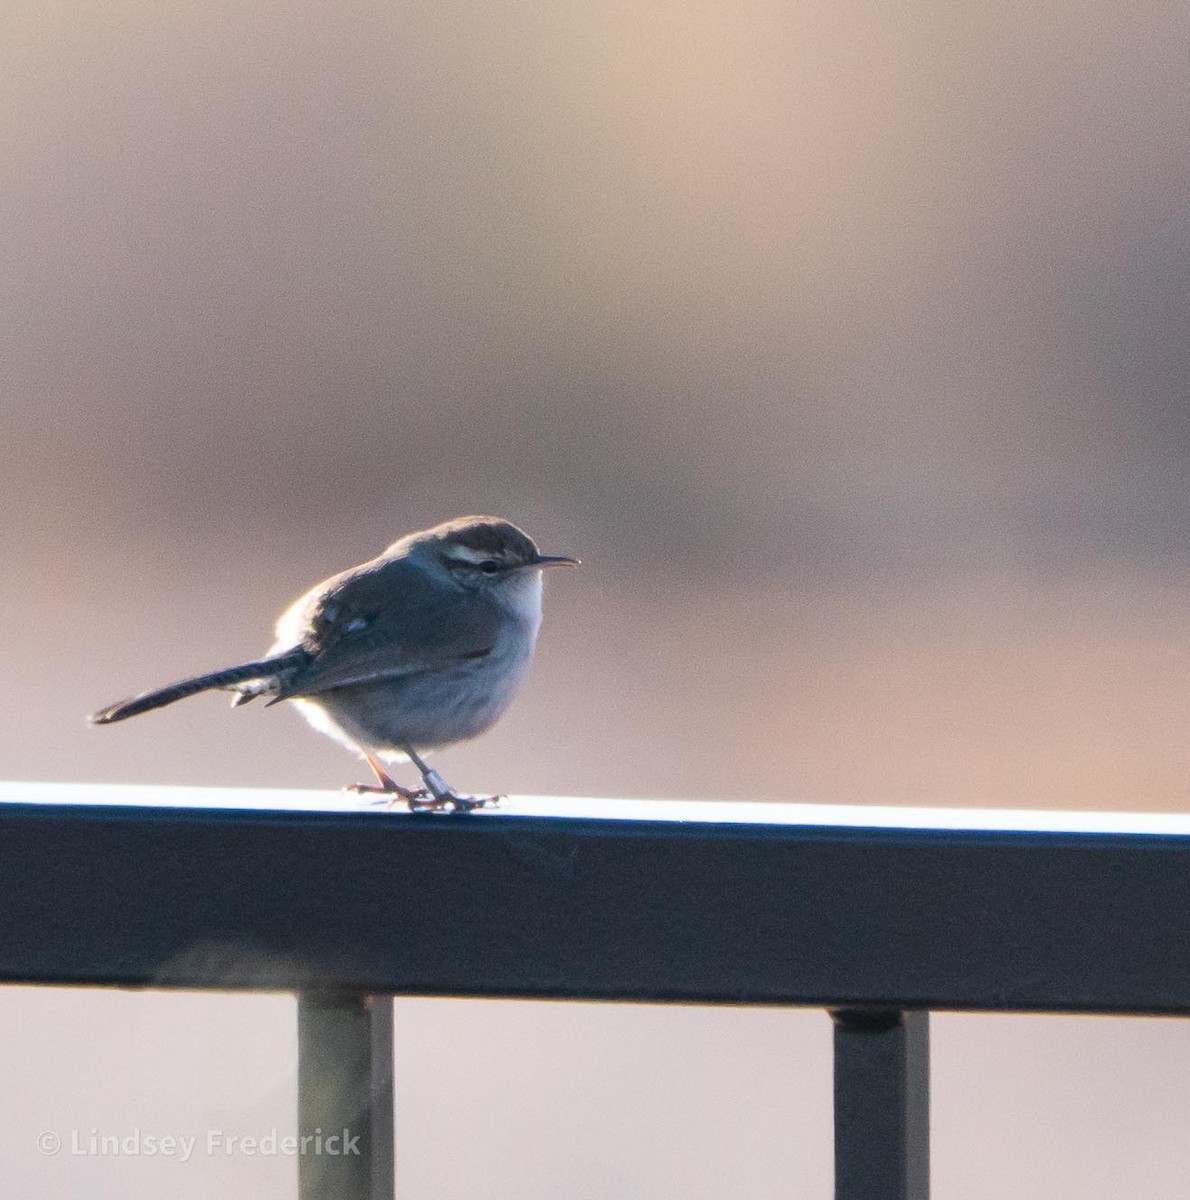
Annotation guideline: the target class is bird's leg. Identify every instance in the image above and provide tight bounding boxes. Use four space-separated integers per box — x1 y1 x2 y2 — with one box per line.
403 747 501 813
346 754 430 807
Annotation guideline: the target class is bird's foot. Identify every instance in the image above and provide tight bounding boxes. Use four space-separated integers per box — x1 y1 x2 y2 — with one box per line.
345 780 431 808
406 791 502 814
417 764 502 813
347 755 432 807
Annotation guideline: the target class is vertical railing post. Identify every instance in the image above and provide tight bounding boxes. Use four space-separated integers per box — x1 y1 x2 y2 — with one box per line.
830 1009 929 1200
298 992 395 1200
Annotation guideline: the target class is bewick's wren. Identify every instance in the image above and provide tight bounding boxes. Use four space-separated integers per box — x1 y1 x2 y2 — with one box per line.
90 516 578 811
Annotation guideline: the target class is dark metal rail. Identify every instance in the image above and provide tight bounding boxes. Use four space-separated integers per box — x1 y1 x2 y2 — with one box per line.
6 783 1190 1199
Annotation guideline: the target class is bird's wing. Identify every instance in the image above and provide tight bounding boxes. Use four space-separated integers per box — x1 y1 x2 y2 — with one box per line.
272 557 498 699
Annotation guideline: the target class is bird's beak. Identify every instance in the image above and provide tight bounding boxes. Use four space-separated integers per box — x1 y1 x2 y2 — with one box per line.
533 554 580 568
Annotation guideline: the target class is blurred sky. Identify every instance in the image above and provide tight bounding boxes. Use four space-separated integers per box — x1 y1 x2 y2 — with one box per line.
5 0 1190 805
5 3 1190 1198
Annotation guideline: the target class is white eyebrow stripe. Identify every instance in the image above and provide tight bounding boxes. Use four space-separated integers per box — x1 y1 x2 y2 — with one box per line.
444 545 498 564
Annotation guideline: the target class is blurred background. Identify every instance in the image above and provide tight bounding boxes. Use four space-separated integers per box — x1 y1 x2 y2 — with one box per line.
4 0 1190 1194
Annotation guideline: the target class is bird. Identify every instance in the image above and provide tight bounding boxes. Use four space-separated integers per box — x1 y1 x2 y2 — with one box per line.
90 516 578 811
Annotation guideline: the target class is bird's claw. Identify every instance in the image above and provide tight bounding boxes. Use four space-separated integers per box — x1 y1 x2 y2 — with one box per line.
345 781 431 808
408 792 503 814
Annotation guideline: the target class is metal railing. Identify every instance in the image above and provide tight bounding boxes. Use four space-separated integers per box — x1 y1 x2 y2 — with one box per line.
5 782 1190 1200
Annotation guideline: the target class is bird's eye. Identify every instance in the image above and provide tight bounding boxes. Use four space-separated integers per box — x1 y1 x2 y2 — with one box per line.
478 560 500 575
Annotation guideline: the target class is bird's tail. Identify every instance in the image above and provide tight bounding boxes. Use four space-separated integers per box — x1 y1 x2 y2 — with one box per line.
89 651 306 725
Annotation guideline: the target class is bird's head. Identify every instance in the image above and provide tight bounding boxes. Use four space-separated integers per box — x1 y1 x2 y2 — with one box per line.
407 516 578 598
